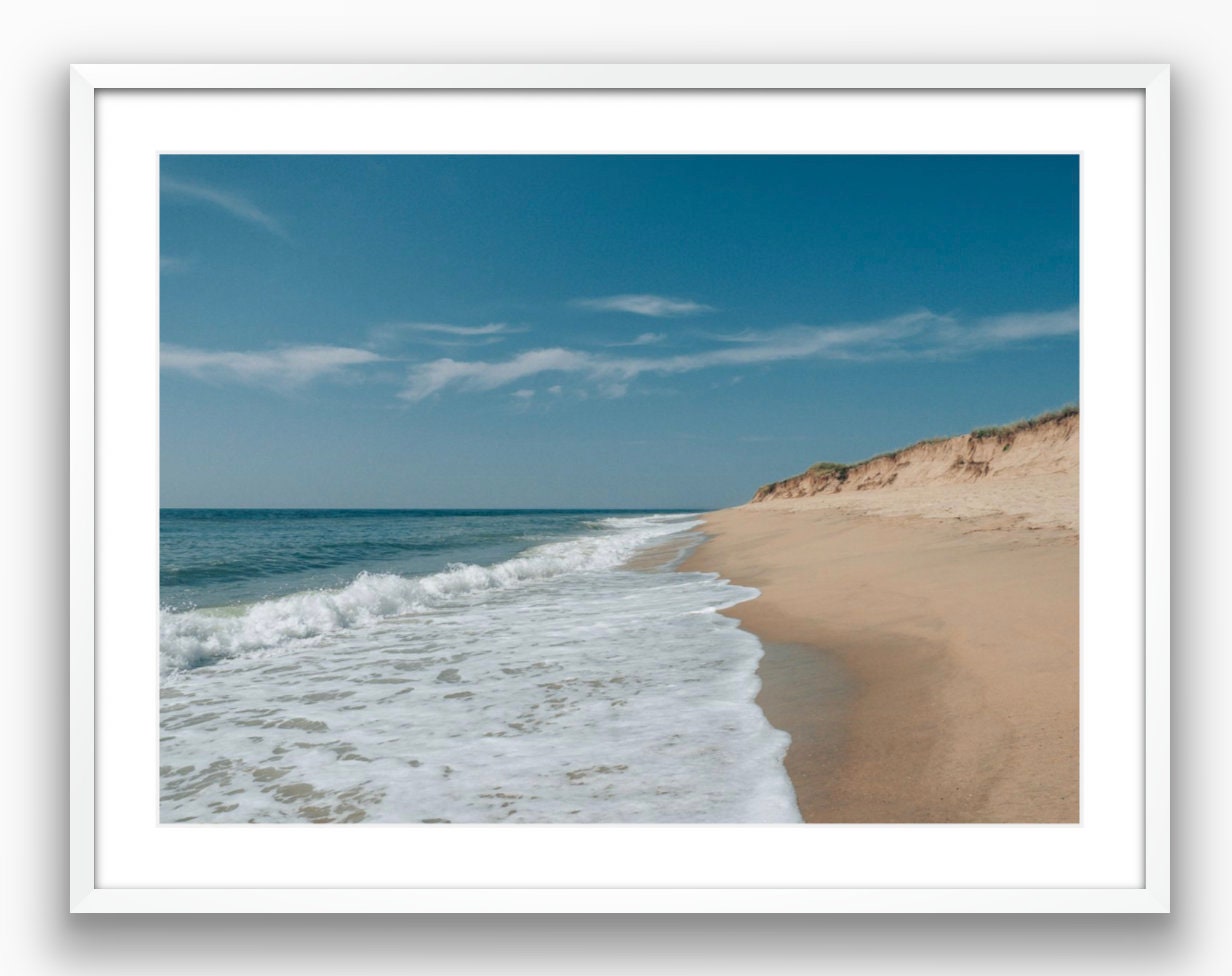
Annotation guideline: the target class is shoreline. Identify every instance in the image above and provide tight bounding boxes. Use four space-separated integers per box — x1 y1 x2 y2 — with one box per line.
680 506 1079 823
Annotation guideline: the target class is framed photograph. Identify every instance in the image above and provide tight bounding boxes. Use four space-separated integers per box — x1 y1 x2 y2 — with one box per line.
69 64 1169 913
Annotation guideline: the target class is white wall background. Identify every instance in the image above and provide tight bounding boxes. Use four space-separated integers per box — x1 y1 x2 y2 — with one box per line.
2 2 1224 973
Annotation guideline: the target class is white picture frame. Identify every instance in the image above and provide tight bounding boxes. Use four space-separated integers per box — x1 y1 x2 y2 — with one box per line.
69 63 1170 913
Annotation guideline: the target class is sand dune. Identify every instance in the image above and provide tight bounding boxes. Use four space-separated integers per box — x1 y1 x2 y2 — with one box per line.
682 410 1079 822
752 408 1078 532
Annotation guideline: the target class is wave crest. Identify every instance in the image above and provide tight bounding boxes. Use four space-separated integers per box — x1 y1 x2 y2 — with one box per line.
160 515 700 674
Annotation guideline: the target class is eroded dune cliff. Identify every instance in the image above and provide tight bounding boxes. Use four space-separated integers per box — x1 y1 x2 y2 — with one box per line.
749 407 1079 532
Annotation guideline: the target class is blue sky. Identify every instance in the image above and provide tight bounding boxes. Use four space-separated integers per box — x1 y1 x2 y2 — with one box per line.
160 154 1078 509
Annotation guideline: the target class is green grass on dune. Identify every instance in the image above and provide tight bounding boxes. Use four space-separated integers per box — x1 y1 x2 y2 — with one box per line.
969 403 1078 439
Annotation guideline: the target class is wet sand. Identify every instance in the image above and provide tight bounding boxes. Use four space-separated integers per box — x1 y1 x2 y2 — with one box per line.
680 507 1079 823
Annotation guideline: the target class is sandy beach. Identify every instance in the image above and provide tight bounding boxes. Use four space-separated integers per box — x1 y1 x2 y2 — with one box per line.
682 413 1079 822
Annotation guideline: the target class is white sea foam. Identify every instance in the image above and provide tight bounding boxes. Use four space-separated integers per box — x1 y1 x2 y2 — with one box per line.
160 513 702 673
159 514 801 824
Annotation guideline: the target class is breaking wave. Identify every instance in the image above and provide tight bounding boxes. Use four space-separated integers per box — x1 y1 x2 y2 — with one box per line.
160 513 700 673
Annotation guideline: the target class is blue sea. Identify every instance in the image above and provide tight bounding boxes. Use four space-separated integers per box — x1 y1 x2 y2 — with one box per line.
159 509 799 824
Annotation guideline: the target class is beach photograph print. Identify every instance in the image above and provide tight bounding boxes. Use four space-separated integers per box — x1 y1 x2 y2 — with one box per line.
159 154 1078 824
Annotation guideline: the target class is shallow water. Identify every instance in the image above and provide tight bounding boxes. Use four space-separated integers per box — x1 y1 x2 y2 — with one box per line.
159 510 800 823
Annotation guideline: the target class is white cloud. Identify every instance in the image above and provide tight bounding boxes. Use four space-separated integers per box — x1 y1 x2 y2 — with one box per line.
606 331 667 347
161 177 287 239
966 309 1079 343
400 348 592 400
512 389 536 399
368 322 524 348
398 307 1077 401
161 344 383 390
573 294 714 317
393 322 514 337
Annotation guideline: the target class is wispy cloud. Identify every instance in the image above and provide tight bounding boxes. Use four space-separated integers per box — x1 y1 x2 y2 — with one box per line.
161 177 287 239
401 348 593 401
965 310 1080 343
368 322 525 348
159 256 193 274
399 307 1077 401
394 323 515 337
607 332 667 347
573 294 714 317
161 344 383 391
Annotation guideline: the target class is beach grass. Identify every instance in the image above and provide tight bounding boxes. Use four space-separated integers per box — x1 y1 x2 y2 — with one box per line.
811 404 1079 474
969 403 1078 439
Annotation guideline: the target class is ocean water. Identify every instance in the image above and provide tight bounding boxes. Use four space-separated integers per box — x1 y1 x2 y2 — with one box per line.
160 509 800 823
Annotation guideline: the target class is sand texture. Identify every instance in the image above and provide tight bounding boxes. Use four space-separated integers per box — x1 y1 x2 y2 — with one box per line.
682 413 1079 822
